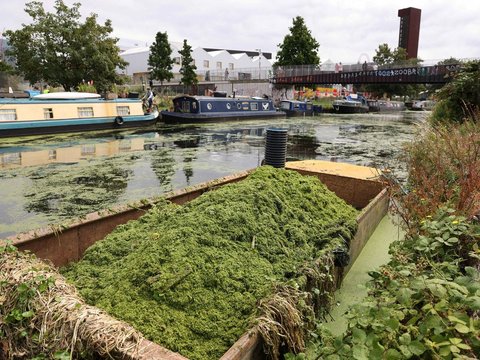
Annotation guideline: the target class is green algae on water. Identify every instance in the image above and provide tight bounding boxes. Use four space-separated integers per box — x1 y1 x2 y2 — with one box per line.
62 166 359 360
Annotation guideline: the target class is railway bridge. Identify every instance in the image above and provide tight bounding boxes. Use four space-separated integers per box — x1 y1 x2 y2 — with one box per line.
271 63 462 86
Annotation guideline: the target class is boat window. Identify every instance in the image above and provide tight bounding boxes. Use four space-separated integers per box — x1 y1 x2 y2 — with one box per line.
237 103 242 110
78 107 94 117
1 153 21 167
48 150 56 160
207 103 213 110
250 102 258 111
116 106 130 116
181 101 190 112
81 144 95 155
0 109 17 121
226 103 231 110
280 102 290 110
43 108 54 119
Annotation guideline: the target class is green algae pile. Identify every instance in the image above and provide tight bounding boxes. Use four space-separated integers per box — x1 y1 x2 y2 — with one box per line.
62 166 358 359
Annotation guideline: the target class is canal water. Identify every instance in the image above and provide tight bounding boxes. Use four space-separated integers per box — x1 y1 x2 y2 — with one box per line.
0 112 426 238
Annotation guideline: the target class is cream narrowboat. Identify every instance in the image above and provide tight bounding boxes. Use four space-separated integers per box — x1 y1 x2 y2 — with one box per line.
0 92 159 137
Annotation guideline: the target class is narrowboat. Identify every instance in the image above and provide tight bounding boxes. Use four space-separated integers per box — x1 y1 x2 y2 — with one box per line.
160 95 286 123
367 100 406 112
332 94 369 114
279 100 322 117
0 92 159 137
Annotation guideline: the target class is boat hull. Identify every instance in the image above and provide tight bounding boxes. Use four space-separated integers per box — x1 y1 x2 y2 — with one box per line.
160 110 286 124
0 113 159 138
332 104 369 114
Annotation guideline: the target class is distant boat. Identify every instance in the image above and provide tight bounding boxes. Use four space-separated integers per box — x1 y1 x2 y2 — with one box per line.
332 94 369 114
160 95 285 123
0 91 158 137
367 100 406 112
411 100 436 111
279 100 322 117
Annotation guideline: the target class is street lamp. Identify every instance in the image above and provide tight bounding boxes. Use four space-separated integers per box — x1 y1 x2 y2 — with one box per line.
256 49 261 79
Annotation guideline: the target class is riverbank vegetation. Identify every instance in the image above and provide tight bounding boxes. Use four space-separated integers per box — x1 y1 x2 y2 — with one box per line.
290 60 480 359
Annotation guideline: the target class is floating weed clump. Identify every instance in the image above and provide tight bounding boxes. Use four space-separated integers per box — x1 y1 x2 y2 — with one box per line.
63 166 358 359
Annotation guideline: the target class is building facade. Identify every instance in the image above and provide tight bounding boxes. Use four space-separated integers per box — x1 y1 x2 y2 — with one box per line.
119 43 273 85
398 7 421 59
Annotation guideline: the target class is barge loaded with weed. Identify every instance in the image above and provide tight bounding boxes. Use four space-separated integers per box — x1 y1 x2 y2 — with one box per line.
62 166 358 359
1 161 388 359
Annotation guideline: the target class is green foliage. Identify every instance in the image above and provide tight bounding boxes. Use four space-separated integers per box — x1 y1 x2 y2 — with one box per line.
0 61 13 73
63 166 358 360
308 208 480 359
148 31 174 87
275 16 320 66
3 0 127 92
366 43 424 98
178 39 198 92
431 60 480 124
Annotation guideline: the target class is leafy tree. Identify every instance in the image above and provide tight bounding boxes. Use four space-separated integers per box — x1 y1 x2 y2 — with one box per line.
0 61 12 73
431 60 480 123
3 0 127 92
275 16 320 66
148 31 174 88
365 43 423 98
178 39 197 94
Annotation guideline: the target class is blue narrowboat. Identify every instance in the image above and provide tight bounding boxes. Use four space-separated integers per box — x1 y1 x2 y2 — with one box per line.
279 100 322 117
160 95 286 123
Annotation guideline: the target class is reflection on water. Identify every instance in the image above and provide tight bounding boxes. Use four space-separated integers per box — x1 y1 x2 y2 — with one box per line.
0 112 426 237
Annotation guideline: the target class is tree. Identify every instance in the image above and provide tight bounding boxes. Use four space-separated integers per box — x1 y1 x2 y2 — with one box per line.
3 0 127 92
431 60 480 123
365 43 423 98
275 16 320 66
178 39 197 94
148 31 174 88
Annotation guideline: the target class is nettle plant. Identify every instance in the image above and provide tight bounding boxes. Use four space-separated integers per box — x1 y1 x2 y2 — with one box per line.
303 208 480 360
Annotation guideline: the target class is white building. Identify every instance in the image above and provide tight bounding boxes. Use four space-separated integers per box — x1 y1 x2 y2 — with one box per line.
119 43 273 84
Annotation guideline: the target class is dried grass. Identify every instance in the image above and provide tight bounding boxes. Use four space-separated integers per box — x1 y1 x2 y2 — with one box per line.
255 254 337 360
0 249 143 359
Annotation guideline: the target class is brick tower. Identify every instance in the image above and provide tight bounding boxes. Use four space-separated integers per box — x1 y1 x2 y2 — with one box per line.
398 7 421 59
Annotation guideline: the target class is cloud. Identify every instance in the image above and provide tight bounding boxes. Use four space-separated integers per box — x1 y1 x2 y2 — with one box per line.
1 0 478 64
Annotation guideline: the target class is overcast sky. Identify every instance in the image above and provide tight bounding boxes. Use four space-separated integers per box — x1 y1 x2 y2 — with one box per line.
1 0 479 64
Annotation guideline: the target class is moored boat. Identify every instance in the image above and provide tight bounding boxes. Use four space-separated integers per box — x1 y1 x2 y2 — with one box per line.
411 99 435 111
332 94 369 114
0 92 159 137
279 100 322 117
160 95 286 123
368 99 406 112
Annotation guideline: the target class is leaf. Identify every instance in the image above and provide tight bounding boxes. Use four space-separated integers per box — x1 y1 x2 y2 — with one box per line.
408 340 426 356
399 332 411 345
454 323 470 334
22 310 34 318
352 328 367 344
384 348 402 359
352 345 369 360
448 315 466 325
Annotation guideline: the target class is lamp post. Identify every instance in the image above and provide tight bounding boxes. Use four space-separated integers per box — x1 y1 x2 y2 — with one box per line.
256 49 261 79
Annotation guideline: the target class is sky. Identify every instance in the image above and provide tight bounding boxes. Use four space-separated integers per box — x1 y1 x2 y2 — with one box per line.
1 0 479 65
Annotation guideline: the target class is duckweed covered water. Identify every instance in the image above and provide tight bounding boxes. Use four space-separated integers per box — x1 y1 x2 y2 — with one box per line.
63 166 358 359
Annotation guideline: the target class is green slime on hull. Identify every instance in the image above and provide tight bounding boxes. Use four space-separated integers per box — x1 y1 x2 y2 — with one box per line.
63 166 359 359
